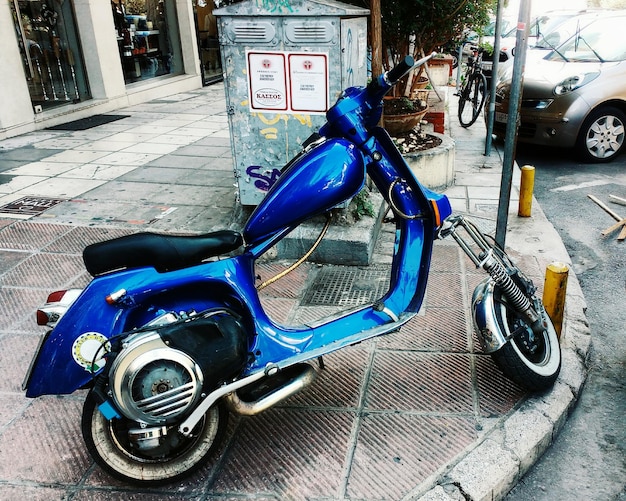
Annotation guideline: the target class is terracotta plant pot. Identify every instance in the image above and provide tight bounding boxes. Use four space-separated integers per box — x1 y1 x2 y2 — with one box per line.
383 96 429 135
414 75 429 89
384 108 429 135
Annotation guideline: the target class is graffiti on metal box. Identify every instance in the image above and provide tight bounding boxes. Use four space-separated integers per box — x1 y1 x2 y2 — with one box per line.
246 165 281 191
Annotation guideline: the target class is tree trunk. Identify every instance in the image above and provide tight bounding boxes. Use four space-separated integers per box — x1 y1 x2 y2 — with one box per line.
370 0 382 79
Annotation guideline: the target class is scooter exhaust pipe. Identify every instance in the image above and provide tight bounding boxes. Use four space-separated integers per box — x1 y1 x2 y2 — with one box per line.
224 363 317 416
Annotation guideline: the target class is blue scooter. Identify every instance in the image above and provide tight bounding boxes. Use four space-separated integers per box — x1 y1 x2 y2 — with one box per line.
23 55 561 485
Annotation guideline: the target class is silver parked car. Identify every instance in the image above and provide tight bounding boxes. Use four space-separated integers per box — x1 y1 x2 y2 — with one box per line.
495 10 606 81
492 12 626 162
484 10 596 84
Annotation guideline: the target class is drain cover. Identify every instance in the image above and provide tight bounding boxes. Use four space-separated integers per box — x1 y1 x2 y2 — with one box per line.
302 266 391 307
0 196 65 216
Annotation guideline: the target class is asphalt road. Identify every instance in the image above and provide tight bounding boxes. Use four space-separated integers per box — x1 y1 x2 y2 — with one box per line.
505 145 626 501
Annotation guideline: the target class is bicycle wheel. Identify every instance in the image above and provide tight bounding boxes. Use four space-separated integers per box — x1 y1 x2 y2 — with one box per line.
458 72 487 127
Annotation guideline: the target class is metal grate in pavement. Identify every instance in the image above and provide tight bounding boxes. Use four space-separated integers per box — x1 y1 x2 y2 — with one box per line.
0 196 65 216
301 265 391 307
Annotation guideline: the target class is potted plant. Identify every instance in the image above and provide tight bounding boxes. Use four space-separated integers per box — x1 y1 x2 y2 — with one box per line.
382 94 429 135
340 0 491 135
379 0 496 98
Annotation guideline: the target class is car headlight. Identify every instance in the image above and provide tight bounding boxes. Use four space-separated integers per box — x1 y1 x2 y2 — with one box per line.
554 72 600 95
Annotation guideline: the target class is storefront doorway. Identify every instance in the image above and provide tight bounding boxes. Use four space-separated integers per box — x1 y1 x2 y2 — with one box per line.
112 0 183 84
194 0 222 85
10 0 91 111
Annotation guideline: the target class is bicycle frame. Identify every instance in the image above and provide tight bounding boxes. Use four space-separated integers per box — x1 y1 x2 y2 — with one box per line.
458 46 488 127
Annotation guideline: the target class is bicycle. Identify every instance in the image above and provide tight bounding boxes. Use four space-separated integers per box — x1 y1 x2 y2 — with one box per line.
457 46 488 128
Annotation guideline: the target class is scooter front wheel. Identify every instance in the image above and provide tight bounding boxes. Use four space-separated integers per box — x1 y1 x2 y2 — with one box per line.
490 290 561 391
81 392 227 485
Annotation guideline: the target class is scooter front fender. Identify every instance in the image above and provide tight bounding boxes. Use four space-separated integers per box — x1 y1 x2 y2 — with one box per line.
472 278 508 353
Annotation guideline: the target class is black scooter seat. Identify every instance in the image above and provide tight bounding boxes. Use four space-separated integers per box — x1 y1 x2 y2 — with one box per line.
83 230 243 276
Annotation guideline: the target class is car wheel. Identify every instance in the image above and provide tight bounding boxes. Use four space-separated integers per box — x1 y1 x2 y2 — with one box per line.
576 106 626 163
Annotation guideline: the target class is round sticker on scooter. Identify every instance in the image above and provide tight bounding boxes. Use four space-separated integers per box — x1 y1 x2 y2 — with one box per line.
72 332 110 373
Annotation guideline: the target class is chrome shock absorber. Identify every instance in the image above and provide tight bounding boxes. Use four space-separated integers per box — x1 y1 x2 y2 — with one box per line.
439 215 546 336
478 249 540 326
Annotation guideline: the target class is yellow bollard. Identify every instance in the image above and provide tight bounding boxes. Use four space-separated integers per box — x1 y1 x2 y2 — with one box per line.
542 262 569 339
518 165 535 217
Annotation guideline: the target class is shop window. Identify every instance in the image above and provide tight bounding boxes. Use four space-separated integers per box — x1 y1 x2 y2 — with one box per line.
10 0 91 111
112 0 183 84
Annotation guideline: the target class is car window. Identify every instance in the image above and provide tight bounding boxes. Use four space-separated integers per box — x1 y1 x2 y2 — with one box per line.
484 19 511 37
534 14 567 37
534 15 589 49
546 16 626 62
506 13 577 40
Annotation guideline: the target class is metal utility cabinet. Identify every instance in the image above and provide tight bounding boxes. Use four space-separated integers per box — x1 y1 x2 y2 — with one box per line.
214 0 369 205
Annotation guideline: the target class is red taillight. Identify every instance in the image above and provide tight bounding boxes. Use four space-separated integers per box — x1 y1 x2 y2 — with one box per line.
37 289 82 327
36 310 49 326
47 290 67 302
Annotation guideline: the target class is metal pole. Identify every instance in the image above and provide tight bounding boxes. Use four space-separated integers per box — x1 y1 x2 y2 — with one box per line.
494 0 531 249
485 0 503 156
455 43 463 89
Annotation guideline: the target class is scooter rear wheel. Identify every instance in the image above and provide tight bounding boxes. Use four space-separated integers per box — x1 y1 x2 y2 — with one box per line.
81 392 227 485
490 290 561 391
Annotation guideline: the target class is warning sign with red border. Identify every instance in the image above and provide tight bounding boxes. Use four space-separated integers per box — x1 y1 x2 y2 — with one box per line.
247 50 329 114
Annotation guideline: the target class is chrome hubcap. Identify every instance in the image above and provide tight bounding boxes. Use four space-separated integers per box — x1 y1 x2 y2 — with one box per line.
586 115 625 159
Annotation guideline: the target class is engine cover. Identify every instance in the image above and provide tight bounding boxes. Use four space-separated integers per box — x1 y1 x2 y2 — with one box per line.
109 311 249 425
109 331 204 425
